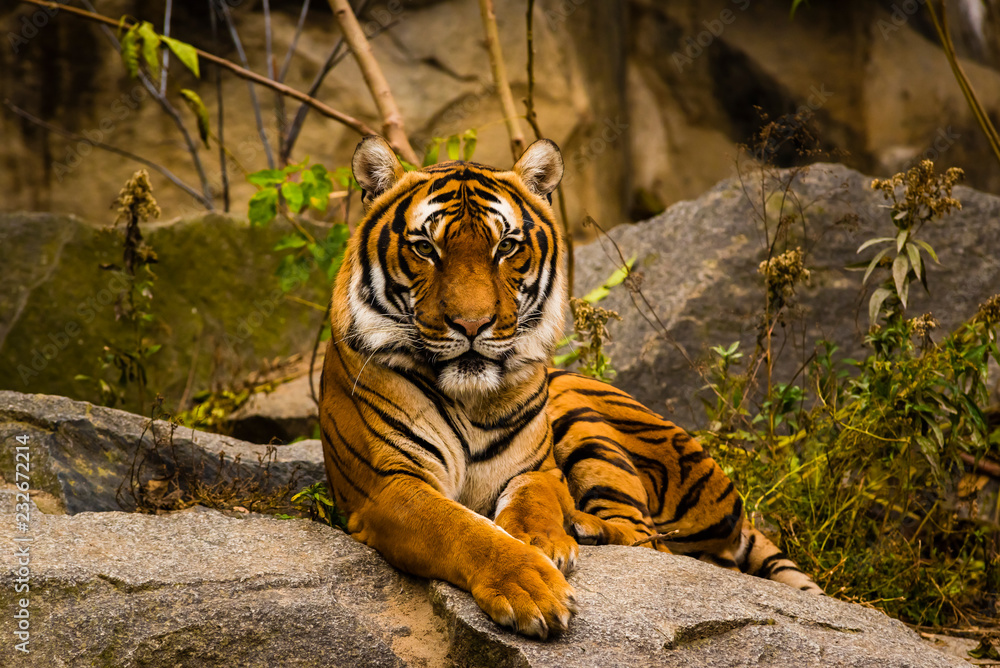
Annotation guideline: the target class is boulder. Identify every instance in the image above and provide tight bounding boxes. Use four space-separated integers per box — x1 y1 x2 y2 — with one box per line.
571 162 1000 422
0 390 324 514
0 488 968 667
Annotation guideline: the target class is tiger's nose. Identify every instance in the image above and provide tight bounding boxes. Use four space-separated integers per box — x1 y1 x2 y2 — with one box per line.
447 315 494 338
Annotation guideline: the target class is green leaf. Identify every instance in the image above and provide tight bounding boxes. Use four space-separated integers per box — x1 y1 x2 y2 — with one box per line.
906 242 922 281
145 343 162 357
553 350 580 366
120 26 140 78
247 169 287 187
790 0 809 17
446 135 461 161
274 234 308 251
162 35 200 78
423 138 441 166
462 129 478 161
281 181 305 213
862 247 892 285
248 188 278 227
869 286 892 324
914 239 940 263
856 237 893 254
178 89 211 148
892 254 909 308
136 21 161 79
896 229 909 253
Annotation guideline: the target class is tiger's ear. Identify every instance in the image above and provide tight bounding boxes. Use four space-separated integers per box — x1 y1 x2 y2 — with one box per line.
513 139 564 197
352 136 404 208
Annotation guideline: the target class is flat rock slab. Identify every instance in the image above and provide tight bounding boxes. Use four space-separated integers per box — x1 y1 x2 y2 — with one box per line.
0 491 966 667
0 391 324 513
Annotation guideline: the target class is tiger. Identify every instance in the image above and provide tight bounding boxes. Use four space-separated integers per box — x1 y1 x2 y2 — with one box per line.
319 135 822 641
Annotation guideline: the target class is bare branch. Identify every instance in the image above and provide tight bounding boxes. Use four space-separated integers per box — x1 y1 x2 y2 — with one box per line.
480 0 525 161
15 0 378 137
325 0 418 164
4 100 211 208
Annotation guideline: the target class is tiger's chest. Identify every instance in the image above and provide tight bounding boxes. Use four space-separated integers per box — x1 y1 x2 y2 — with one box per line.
416 399 552 516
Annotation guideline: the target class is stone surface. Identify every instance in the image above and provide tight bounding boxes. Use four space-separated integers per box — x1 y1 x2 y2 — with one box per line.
0 212 330 412
572 162 1000 422
0 390 324 514
0 488 968 667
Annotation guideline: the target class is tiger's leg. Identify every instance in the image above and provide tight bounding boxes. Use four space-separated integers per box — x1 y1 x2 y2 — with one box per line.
352 476 577 639
493 469 580 573
558 437 669 552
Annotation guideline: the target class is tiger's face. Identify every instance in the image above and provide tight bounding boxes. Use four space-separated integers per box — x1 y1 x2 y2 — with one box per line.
334 136 567 399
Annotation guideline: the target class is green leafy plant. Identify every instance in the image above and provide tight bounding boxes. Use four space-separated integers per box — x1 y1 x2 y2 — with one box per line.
702 159 1000 628
423 129 478 165
291 482 346 529
554 259 634 381
246 160 350 293
76 170 162 412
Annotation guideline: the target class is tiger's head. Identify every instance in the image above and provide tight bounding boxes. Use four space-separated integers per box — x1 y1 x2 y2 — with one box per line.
332 136 567 399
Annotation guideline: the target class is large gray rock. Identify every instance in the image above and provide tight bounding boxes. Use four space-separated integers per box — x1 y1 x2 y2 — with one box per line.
0 390 324 514
0 488 966 667
572 163 1000 422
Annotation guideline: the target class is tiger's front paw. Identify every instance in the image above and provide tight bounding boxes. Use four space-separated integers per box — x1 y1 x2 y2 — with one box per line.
469 543 577 639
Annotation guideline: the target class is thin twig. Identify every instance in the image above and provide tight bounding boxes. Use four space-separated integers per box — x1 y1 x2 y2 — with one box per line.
310 301 332 411
218 1 275 169
524 0 542 140
479 0 525 161
279 0 312 84
325 0 418 164
209 0 230 211
160 0 173 96
524 0 572 293
631 531 678 547
4 100 210 207
16 0 377 137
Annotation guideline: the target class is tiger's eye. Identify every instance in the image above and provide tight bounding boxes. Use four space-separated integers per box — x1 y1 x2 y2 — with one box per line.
413 240 435 257
497 239 516 255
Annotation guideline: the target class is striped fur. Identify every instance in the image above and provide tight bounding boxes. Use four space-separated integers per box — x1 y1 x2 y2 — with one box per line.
320 136 820 641
548 370 823 594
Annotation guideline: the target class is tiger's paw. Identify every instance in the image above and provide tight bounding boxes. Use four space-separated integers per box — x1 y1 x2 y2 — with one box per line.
568 510 670 551
507 526 578 574
469 545 577 640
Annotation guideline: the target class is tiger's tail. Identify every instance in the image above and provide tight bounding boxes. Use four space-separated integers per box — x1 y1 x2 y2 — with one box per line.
733 524 824 594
